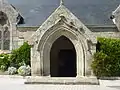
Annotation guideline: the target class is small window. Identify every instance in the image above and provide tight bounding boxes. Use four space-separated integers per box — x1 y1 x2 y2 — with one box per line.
0 11 8 26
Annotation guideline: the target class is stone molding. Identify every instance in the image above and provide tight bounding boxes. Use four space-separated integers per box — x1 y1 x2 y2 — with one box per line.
29 5 96 77
29 5 96 46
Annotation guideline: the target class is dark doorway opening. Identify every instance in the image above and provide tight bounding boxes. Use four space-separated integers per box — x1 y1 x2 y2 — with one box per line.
58 49 76 77
50 36 76 77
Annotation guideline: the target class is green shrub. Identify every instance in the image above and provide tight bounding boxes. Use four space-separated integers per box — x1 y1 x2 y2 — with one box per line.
91 37 120 77
10 42 31 68
0 54 10 71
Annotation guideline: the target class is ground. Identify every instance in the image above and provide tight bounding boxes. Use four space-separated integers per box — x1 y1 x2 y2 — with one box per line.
0 76 120 90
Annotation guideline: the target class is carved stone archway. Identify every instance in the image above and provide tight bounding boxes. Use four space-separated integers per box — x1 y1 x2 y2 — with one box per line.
30 20 94 77
30 5 96 77
40 28 84 77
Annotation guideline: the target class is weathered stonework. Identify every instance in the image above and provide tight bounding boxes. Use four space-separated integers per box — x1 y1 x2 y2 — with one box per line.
17 27 37 47
1 0 120 82
15 4 120 78
28 5 97 77
0 0 18 50
17 25 120 77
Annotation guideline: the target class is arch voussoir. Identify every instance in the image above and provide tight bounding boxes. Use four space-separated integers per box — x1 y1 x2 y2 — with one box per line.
36 26 86 77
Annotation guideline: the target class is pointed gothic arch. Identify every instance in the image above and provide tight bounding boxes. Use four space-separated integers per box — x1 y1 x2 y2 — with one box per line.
50 35 77 77
35 25 87 77
30 5 96 77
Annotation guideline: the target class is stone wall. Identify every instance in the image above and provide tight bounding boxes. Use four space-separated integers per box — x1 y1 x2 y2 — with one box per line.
17 25 120 47
17 27 37 47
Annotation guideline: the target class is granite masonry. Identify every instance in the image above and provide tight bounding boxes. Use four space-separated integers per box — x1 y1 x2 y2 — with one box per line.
1 0 120 84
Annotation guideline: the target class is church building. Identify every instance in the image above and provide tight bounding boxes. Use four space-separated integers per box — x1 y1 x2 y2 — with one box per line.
1 0 120 83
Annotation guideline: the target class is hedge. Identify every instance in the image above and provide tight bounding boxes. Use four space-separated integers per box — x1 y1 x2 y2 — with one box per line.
91 37 120 77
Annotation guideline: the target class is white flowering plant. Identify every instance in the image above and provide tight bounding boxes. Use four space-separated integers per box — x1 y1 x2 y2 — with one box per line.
18 65 31 76
8 67 17 75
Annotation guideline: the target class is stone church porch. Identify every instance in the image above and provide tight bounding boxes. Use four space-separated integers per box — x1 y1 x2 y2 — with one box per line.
28 2 97 84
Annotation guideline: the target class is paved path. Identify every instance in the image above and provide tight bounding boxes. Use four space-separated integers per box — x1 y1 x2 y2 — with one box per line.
0 77 120 90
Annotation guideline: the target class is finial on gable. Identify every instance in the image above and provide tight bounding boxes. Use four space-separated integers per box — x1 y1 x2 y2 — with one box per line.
60 0 64 5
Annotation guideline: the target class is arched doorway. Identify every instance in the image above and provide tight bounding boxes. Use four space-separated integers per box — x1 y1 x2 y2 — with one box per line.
50 36 76 77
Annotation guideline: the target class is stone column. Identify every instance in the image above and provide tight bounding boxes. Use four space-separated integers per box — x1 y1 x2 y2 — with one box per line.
31 47 41 76
77 57 82 77
42 42 51 76
11 23 18 50
90 44 96 76
76 42 84 77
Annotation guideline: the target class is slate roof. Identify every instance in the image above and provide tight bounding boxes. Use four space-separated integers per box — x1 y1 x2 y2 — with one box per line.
7 0 120 26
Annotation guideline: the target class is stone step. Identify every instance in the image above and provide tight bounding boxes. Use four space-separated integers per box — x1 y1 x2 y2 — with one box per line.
25 76 99 85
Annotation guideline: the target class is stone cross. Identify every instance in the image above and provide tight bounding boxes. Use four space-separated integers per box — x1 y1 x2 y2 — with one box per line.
60 0 64 5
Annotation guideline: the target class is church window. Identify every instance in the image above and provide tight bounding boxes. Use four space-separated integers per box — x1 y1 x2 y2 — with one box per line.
0 11 10 50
